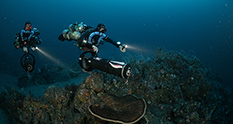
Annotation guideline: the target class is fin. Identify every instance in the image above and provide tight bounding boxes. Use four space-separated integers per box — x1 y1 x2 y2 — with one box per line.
58 34 65 41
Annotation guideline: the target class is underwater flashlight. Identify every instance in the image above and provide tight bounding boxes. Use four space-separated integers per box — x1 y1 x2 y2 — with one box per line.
122 44 127 49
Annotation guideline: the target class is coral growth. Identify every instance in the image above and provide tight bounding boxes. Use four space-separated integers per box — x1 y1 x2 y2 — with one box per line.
0 48 232 124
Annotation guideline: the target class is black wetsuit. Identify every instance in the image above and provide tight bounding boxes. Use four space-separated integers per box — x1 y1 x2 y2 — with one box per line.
14 29 41 49
76 28 120 49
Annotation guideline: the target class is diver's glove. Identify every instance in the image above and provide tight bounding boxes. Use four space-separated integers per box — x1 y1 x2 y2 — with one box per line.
119 44 127 52
31 47 36 51
92 45 98 53
23 47 28 53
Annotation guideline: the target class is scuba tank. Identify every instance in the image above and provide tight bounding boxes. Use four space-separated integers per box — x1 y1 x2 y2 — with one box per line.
20 53 35 73
62 29 81 41
79 52 131 78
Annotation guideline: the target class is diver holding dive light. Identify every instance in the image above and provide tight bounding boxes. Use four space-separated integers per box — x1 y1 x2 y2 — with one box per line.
59 22 130 78
13 21 42 73
76 23 130 78
76 23 127 55
58 22 127 54
14 21 42 53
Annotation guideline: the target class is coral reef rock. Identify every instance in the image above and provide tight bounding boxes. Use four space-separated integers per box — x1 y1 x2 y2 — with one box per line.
17 63 82 87
0 48 232 124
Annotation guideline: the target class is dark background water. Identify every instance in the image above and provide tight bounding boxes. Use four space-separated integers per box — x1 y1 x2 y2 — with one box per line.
0 0 232 89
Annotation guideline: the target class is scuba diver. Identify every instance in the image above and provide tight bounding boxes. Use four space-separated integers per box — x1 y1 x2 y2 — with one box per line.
58 21 130 78
13 21 42 73
76 23 127 55
58 22 127 55
14 21 42 53
58 21 92 42
76 23 130 78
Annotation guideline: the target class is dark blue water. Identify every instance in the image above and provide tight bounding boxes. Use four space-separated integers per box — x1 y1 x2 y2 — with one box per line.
0 0 232 88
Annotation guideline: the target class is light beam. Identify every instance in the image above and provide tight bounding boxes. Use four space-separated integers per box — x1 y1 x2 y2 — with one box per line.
125 44 154 54
36 47 67 68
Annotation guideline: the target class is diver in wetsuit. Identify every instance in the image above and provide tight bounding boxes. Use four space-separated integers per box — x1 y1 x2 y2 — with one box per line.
13 21 42 73
76 23 130 78
14 21 42 53
76 23 126 55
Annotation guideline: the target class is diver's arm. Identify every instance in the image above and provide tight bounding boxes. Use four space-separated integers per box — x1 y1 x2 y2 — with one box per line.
58 34 65 41
31 36 41 46
28 31 34 41
103 36 126 52
20 30 25 41
103 36 120 48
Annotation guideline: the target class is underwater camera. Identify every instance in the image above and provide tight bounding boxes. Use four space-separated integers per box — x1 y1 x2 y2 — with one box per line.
20 53 35 73
79 52 131 78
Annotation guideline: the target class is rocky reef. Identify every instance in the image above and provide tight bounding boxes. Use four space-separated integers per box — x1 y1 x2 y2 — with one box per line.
17 62 82 88
0 48 232 124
